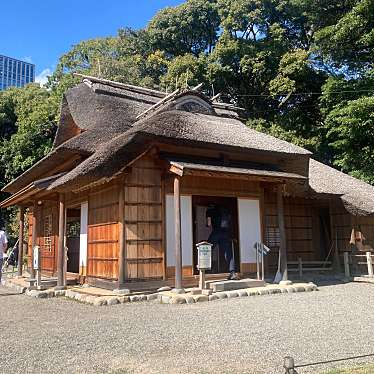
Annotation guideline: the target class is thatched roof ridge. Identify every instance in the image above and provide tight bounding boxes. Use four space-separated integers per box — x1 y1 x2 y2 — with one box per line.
309 159 374 216
128 110 311 155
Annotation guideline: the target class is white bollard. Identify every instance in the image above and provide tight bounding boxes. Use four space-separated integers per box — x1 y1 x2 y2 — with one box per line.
366 251 373 277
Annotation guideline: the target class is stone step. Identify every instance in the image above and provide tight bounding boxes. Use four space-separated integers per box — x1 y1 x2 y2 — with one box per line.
206 278 266 292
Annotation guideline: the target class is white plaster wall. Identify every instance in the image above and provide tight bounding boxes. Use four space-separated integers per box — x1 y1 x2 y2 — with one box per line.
79 201 88 269
238 198 261 263
166 195 193 267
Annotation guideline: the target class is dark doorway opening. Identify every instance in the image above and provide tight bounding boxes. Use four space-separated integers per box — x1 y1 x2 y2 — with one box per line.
66 207 80 274
318 207 331 261
192 196 239 275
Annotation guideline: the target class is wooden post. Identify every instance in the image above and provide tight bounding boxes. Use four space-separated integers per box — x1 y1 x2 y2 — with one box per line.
118 180 126 286
57 194 66 288
30 202 37 279
261 244 265 281
17 206 25 277
298 257 303 279
343 251 350 278
256 243 260 280
366 251 373 277
199 269 206 290
329 200 341 273
277 184 288 281
174 175 183 291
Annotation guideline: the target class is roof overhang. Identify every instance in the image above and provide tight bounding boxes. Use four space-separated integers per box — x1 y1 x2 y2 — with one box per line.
0 173 66 208
168 160 307 183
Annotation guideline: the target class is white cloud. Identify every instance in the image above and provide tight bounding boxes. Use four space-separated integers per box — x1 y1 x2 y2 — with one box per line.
35 68 52 87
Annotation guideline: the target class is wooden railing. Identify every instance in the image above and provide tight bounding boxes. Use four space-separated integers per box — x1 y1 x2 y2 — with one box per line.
343 251 374 278
288 258 332 278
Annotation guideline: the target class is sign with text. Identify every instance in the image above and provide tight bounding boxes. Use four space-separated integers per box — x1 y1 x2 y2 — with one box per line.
33 246 40 270
196 241 212 270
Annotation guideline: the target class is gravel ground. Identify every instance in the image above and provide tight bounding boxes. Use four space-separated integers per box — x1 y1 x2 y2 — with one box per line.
1 281 374 374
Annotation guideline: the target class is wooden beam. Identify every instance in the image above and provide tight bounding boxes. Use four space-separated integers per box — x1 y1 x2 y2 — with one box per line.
17 206 25 277
136 88 180 120
118 179 126 285
277 184 288 281
57 194 66 288
174 175 183 291
169 164 184 177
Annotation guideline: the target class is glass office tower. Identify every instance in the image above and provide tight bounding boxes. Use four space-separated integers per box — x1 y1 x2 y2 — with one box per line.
0 55 35 90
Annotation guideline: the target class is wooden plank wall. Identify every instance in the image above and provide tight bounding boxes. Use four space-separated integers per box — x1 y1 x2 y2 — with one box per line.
330 201 351 253
87 185 119 280
355 216 374 247
124 155 163 280
264 190 315 265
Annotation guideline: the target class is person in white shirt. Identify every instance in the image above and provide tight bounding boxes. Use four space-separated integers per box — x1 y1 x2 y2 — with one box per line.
0 230 8 282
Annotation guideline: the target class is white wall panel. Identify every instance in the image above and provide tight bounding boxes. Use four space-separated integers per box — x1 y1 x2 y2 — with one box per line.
166 195 193 267
238 198 261 263
79 201 88 269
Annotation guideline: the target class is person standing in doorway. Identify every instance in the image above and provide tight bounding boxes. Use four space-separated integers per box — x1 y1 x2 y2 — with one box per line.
206 204 239 280
0 228 8 282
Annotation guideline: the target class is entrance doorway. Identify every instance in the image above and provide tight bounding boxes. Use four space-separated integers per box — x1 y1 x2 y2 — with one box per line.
66 207 81 274
192 196 240 275
317 207 331 261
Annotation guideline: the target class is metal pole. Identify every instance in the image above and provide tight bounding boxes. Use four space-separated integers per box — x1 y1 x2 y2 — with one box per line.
17 206 25 277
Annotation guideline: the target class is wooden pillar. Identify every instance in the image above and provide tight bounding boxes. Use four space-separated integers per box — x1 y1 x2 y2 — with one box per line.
330 200 341 272
17 206 25 277
343 251 350 277
57 194 66 288
174 175 183 291
277 184 288 281
118 180 126 286
30 202 37 279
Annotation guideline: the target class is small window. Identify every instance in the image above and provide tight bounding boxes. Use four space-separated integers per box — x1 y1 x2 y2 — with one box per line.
44 214 53 251
266 227 280 247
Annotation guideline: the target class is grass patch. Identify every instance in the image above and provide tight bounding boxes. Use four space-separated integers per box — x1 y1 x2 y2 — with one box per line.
323 364 374 373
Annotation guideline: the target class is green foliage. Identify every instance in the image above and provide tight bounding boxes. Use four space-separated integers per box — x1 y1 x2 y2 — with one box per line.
2 0 374 240
147 0 220 56
0 84 58 184
314 0 374 74
0 84 58 231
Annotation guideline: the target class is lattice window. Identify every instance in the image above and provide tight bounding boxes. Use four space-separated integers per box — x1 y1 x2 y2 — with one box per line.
266 227 280 247
44 214 53 252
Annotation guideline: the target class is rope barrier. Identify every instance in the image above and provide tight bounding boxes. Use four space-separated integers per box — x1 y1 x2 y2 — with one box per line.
284 353 374 373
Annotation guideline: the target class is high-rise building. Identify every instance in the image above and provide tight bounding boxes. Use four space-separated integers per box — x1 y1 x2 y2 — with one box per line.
0 55 35 90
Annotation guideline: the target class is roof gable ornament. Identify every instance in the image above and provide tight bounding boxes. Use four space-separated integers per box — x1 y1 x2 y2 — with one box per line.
135 83 213 120
172 94 215 115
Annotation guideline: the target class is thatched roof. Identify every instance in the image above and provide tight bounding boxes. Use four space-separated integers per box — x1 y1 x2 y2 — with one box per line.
309 159 374 216
128 110 310 155
4 75 374 217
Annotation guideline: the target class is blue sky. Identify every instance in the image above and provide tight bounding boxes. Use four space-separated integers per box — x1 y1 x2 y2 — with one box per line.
2 0 183 84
